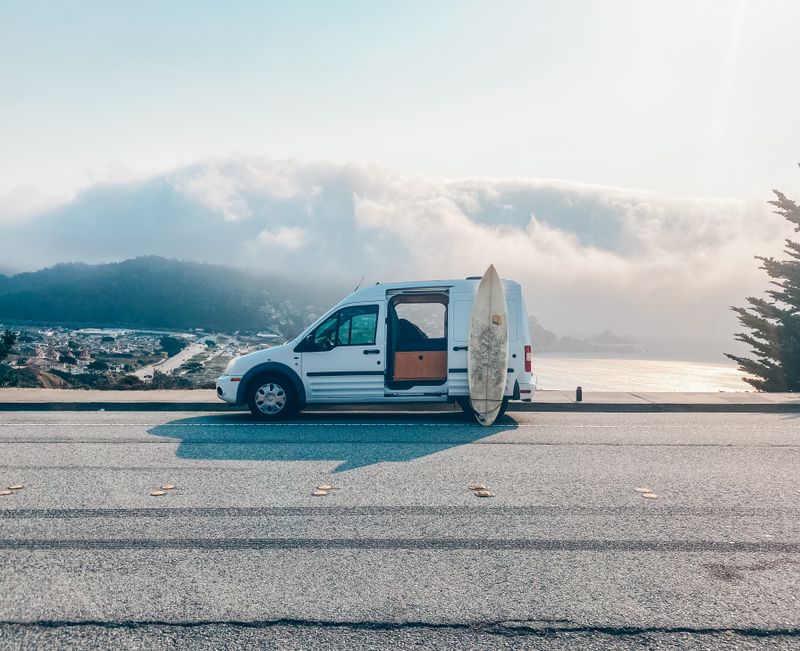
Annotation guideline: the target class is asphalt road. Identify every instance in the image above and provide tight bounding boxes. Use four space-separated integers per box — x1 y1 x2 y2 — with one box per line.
0 410 799 649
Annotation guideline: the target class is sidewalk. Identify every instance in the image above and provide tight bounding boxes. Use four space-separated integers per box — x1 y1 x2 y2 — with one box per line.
0 388 798 412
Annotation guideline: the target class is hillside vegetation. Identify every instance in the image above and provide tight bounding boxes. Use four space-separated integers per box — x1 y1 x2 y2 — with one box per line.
0 256 334 336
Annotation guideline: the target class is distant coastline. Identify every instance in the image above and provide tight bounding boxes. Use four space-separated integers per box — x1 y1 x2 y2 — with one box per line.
530 316 644 355
532 354 748 393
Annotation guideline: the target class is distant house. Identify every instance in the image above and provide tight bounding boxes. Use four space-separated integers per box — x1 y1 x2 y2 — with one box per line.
36 346 59 361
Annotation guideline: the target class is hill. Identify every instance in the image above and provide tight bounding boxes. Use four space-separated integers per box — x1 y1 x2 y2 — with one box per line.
0 256 338 335
529 316 641 354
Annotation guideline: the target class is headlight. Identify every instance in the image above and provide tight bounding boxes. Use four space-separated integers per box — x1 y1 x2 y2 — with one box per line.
224 358 238 375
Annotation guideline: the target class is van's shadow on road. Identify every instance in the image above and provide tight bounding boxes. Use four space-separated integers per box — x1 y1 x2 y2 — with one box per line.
147 413 518 472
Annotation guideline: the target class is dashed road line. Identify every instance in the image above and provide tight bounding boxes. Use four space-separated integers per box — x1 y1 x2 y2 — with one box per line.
2 537 800 552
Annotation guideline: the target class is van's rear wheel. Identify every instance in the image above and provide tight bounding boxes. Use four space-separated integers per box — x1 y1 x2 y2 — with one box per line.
457 396 509 423
247 376 297 420
456 397 475 420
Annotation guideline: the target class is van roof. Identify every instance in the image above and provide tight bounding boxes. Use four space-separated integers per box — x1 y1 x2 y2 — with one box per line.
341 277 522 304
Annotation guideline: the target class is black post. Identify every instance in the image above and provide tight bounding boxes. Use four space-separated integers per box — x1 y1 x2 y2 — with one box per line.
576 386 583 402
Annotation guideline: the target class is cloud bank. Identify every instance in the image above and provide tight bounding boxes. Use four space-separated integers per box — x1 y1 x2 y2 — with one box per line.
0 156 790 352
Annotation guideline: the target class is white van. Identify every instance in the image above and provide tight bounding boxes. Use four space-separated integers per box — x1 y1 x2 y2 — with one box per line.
216 277 534 420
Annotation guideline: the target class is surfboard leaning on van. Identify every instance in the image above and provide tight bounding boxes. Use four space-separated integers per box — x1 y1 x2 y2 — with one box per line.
216 266 535 423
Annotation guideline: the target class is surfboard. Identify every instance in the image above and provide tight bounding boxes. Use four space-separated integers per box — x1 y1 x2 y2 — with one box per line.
468 265 509 425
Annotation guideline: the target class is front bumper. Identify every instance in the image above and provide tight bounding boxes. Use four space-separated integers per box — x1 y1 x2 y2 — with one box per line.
216 375 242 404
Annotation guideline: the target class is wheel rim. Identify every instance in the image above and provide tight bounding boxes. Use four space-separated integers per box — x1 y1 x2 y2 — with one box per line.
254 382 287 415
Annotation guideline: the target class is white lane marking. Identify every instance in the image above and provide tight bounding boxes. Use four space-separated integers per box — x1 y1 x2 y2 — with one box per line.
0 422 792 430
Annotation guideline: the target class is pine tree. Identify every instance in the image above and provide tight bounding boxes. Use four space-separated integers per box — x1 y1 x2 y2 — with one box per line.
726 175 800 391
0 329 17 364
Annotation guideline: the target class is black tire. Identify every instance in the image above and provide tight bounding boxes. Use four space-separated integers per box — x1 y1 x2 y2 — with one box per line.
496 397 510 421
457 396 509 423
457 396 476 420
246 375 298 421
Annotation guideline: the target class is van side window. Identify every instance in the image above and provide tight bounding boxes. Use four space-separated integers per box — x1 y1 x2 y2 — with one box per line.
336 305 379 346
299 305 380 352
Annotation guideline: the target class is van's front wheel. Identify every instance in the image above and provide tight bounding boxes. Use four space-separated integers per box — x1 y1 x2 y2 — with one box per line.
247 376 297 420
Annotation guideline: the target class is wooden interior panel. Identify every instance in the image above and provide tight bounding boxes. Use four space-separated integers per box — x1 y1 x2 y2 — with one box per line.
393 351 447 381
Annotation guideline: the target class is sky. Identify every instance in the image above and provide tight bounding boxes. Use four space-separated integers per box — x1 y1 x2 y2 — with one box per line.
1 0 799 201
1 1 799 355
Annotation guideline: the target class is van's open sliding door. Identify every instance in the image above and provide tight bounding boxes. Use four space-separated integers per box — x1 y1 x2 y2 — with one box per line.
384 288 451 399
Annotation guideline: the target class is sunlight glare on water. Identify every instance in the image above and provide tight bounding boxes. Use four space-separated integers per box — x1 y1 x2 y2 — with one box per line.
532 355 750 392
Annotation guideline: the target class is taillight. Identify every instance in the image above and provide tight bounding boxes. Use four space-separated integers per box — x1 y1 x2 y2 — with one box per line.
524 345 532 373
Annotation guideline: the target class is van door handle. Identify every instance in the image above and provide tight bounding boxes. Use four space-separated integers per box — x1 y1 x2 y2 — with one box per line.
452 345 468 351
363 349 381 355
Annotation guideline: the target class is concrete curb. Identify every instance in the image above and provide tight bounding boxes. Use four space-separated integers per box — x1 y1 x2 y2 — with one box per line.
513 402 800 413
0 402 237 412
0 401 798 413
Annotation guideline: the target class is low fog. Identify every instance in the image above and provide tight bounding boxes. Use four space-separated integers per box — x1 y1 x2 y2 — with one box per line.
0 156 792 358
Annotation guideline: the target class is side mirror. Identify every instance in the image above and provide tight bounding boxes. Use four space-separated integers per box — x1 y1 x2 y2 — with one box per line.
295 333 315 353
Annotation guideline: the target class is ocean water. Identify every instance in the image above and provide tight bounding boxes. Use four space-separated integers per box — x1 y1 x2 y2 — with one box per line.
532 354 750 392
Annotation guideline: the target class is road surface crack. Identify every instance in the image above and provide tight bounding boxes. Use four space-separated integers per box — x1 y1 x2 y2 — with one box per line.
2 619 799 639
